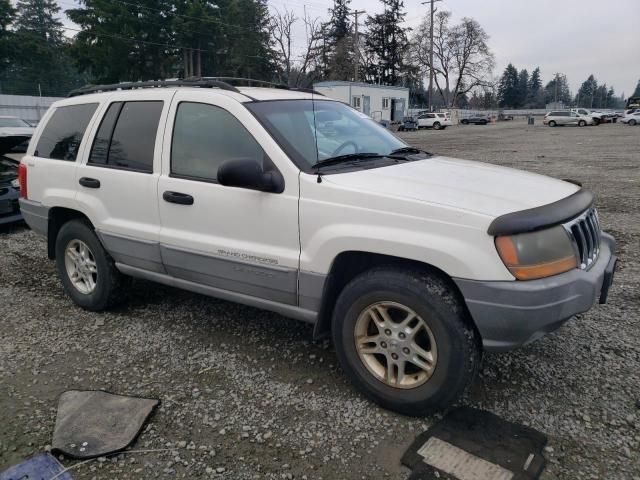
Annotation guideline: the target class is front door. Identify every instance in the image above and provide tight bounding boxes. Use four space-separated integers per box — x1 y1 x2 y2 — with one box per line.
362 96 371 116
156 91 301 305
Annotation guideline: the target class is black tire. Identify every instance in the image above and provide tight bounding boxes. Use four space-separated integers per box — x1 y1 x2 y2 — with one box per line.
461 119 469 125
55 219 127 311
578 120 586 127
331 267 481 415
630 119 637 126
592 118 600 125
548 120 557 127
433 121 442 130
480 120 487 125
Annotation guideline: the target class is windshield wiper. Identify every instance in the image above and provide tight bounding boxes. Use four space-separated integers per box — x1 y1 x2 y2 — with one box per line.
390 146 431 156
311 152 384 169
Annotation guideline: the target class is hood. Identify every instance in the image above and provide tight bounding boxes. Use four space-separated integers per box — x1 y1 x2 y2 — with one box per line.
0 156 18 186
323 156 580 218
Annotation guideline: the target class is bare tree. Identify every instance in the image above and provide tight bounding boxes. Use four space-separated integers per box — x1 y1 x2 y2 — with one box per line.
271 8 323 87
410 11 494 107
271 8 296 86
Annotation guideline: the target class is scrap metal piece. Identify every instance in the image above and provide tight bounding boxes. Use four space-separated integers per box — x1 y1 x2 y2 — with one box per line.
52 390 159 459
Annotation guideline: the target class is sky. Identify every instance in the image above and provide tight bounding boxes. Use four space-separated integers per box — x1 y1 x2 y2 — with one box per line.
58 0 640 96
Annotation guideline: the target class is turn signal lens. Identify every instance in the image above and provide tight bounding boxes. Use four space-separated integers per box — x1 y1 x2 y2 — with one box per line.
495 226 578 280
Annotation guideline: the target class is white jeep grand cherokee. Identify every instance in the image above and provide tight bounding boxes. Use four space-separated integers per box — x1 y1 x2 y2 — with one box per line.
18 80 617 415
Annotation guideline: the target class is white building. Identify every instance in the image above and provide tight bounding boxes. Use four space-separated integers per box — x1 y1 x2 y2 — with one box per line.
313 81 409 122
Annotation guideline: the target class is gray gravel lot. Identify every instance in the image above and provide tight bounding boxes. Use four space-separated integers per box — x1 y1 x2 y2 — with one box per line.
1 120 639 479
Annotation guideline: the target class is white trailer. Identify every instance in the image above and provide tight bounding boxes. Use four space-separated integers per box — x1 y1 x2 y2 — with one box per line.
313 81 409 123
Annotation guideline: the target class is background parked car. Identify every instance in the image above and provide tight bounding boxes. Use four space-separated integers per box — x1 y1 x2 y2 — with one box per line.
460 115 490 125
0 116 35 153
571 108 607 125
621 111 640 125
397 116 418 131
543 111 594 127
416 112 452 130
0 155 21 225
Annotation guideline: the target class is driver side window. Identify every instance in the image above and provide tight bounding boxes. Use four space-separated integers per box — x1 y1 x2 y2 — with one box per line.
171 102 265 182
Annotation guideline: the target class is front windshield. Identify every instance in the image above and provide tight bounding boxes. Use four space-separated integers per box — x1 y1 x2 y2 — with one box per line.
247 100 408 170
0 117 30 127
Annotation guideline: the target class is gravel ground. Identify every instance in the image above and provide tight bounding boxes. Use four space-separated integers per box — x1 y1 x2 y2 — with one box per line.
1 120 639 479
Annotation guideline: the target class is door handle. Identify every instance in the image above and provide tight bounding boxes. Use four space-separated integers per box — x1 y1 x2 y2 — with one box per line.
79 177 100 188
163 191 194 205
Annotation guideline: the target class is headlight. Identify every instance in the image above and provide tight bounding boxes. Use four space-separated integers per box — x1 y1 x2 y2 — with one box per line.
11 178 19 188
495 225 577 280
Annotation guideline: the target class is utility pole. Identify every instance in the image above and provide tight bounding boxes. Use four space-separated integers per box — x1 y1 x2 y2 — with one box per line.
350 10 366 82
421 0 442 111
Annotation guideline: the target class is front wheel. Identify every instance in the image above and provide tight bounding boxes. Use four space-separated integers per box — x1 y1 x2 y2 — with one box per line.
461 119 469 125
331 267 481 415
433 122 442 130
592 118 600 125
55 220 127 311
548 120 557 127
578 120 586 127
629 119 637 126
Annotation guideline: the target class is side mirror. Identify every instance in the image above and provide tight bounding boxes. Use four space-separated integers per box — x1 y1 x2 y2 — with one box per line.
217 158 284 193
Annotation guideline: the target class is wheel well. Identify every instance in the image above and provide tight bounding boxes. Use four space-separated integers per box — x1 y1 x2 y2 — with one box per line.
47 207 93 259
313 251 473 340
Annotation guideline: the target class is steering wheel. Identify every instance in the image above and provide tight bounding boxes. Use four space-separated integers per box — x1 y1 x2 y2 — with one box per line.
331 140 358 157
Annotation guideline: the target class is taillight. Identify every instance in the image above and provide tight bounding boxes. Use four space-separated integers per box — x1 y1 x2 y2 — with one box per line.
18 163 27 199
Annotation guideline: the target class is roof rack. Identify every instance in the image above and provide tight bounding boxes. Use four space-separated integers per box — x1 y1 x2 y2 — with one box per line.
68 78 241 97
68 77 324 98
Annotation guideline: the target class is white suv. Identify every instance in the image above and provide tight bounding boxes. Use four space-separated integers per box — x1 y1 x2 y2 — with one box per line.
416 112 452 130
19 79 617 415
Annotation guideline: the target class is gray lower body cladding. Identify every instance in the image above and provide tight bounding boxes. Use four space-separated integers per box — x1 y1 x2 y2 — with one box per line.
454 233 616 352
18 198 48 232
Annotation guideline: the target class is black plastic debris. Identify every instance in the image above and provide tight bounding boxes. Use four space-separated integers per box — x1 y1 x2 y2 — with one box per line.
402 407 547 480
51 390 159 459
0 452 73 480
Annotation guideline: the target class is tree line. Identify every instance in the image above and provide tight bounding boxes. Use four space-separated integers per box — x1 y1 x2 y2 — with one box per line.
0 0 636 110
495 63 628 110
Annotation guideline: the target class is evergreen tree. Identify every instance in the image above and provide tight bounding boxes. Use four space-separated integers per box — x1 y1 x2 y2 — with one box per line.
517 69 528 108
497 63 519 107
544 74 571 106
322 0 353 80
527 67 543 107
1 0 84 95
364 0 409 85
575 74 598 108
632 79 640 98
0 0 15 84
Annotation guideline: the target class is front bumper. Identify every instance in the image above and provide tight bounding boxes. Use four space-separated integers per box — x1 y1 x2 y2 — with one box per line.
454 233 616 352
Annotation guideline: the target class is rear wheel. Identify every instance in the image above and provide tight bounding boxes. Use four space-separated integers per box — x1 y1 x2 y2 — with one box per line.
433 122 442 130
55 220 127 311
592 118 600 125
331 267 481 415
549 120 557 127
461 119 469 125
630 119 637 126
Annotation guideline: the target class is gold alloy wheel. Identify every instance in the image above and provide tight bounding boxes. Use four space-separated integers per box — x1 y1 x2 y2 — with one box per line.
354 301 438 389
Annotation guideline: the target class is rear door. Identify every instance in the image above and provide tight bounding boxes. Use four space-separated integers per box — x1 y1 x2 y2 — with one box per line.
156 91 301 304
75 90 174 273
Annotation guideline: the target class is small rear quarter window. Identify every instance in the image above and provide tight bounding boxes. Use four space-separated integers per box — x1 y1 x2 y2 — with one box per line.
35 103 98 161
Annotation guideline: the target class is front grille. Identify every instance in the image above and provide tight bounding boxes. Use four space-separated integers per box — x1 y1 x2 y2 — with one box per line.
563 208 602 270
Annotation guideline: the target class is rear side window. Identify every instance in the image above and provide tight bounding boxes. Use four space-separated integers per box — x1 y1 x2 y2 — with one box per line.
171 102 265 182
35 103 98 161
89 101 163 173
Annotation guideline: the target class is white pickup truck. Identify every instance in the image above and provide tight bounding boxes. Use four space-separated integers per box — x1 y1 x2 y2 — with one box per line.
19 79 617 414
